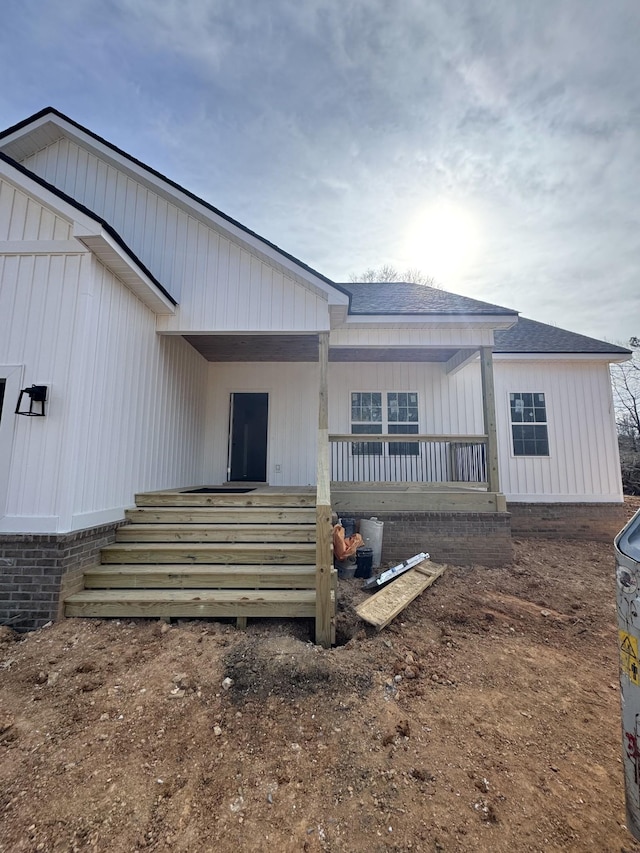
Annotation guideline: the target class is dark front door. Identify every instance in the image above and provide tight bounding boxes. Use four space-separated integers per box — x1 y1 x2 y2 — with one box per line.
228 392 268 482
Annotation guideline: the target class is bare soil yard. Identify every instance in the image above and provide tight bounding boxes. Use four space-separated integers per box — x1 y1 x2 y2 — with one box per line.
1 498 640 853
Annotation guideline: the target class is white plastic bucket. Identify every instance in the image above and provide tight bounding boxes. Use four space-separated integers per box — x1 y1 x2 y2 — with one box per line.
359 517 384 569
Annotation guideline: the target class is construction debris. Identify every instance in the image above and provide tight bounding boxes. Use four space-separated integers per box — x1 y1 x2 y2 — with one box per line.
362 552 430 591
356 560 447 630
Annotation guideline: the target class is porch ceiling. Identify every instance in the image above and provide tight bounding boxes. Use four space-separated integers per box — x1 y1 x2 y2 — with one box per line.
183 334 465 363
183 334 319 361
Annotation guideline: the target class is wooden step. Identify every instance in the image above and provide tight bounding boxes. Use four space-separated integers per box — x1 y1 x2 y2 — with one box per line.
101 542 316 565
134 491 316 508
84 564 317 589
115 523 316 544
65 589 333 619
125 507 316 524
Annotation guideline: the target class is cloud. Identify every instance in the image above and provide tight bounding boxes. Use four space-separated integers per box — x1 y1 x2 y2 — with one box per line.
0 0 639 339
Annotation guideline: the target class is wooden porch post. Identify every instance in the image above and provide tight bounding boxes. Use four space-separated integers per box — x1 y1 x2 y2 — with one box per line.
479 346 500 494
315 331 333 648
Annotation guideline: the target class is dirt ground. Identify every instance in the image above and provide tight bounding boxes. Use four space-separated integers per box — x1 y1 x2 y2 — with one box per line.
2 499 640 853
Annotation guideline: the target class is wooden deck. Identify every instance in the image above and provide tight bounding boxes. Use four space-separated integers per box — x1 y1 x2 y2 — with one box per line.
64 487 335 635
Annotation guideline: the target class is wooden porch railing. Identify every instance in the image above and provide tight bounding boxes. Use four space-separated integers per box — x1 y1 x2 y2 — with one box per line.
329 434 488 485
315 333 332 648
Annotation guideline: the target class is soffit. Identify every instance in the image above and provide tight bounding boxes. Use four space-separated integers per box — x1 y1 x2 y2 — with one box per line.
182 335 465 364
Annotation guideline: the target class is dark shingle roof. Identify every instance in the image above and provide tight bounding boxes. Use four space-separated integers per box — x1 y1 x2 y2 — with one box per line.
494 317 631 355
339 282 517 316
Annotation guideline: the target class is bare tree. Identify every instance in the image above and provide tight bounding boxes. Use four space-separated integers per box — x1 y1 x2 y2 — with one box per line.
349 266 438 287
612 338 640 494
612 338 640 444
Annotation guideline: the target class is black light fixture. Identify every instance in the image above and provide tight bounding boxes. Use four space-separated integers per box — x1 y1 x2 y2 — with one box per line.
15 385 48 417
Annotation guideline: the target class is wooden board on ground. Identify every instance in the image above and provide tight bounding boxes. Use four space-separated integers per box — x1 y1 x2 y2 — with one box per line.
355 560 447 630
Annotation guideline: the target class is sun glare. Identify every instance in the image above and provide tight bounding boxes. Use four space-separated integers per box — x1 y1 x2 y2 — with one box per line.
402 201 481 284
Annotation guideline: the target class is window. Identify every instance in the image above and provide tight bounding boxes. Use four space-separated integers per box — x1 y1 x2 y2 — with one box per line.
0 379 5 424
510 392 549 456
351 391 419 455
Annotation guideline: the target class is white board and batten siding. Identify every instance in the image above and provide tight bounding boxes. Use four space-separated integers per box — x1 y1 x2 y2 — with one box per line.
204 362 319 486
68 258 207 530
0 177 72 241
493 359 623 503
328 362 484 435
0 249 207 533
20 138 330 333
0 252 87 530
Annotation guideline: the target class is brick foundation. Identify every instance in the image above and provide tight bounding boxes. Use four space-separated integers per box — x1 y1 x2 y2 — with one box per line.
0 522 121 630
354 511 513 568
508 502 626 541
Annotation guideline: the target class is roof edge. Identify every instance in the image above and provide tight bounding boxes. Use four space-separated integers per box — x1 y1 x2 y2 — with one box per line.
0 150 177 306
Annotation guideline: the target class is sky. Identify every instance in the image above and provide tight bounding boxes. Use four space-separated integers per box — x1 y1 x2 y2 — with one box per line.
0 0 638 343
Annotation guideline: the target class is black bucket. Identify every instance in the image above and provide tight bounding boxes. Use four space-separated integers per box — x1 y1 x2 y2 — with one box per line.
355 546 374 579
341 517 356 537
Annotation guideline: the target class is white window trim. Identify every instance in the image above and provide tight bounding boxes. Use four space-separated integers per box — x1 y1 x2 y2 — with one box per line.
508 390 551 458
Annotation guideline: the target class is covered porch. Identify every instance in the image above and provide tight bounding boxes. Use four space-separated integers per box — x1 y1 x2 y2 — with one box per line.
64 328 509 648
184 330 503 497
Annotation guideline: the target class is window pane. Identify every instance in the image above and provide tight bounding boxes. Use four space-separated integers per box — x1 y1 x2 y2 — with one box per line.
351 392 382 422
512 423 549 456
352 424 383 434
389 423 419 455
351 424 382 456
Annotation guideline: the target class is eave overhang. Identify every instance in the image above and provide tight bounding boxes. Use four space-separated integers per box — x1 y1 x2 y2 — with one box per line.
0 153 175 315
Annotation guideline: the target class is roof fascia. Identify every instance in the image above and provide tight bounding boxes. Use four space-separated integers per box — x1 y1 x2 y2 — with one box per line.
0 109 349 307
74 227 176 314
0 155 175 315
494 352 632 364
342 313 518 329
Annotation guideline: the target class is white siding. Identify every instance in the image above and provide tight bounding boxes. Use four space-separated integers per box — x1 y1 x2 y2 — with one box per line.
0 250 207 533
69 259 207 528
0 178 71 240
21 139 329 333
204 362 319 486
328 362 484 435
493 359 623 502
0 252 87 528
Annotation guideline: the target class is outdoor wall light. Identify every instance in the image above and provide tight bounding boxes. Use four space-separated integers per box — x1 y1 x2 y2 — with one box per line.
15 385 48 417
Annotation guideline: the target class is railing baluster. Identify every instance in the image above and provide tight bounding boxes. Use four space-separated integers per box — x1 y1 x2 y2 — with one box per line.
330 435 488 486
